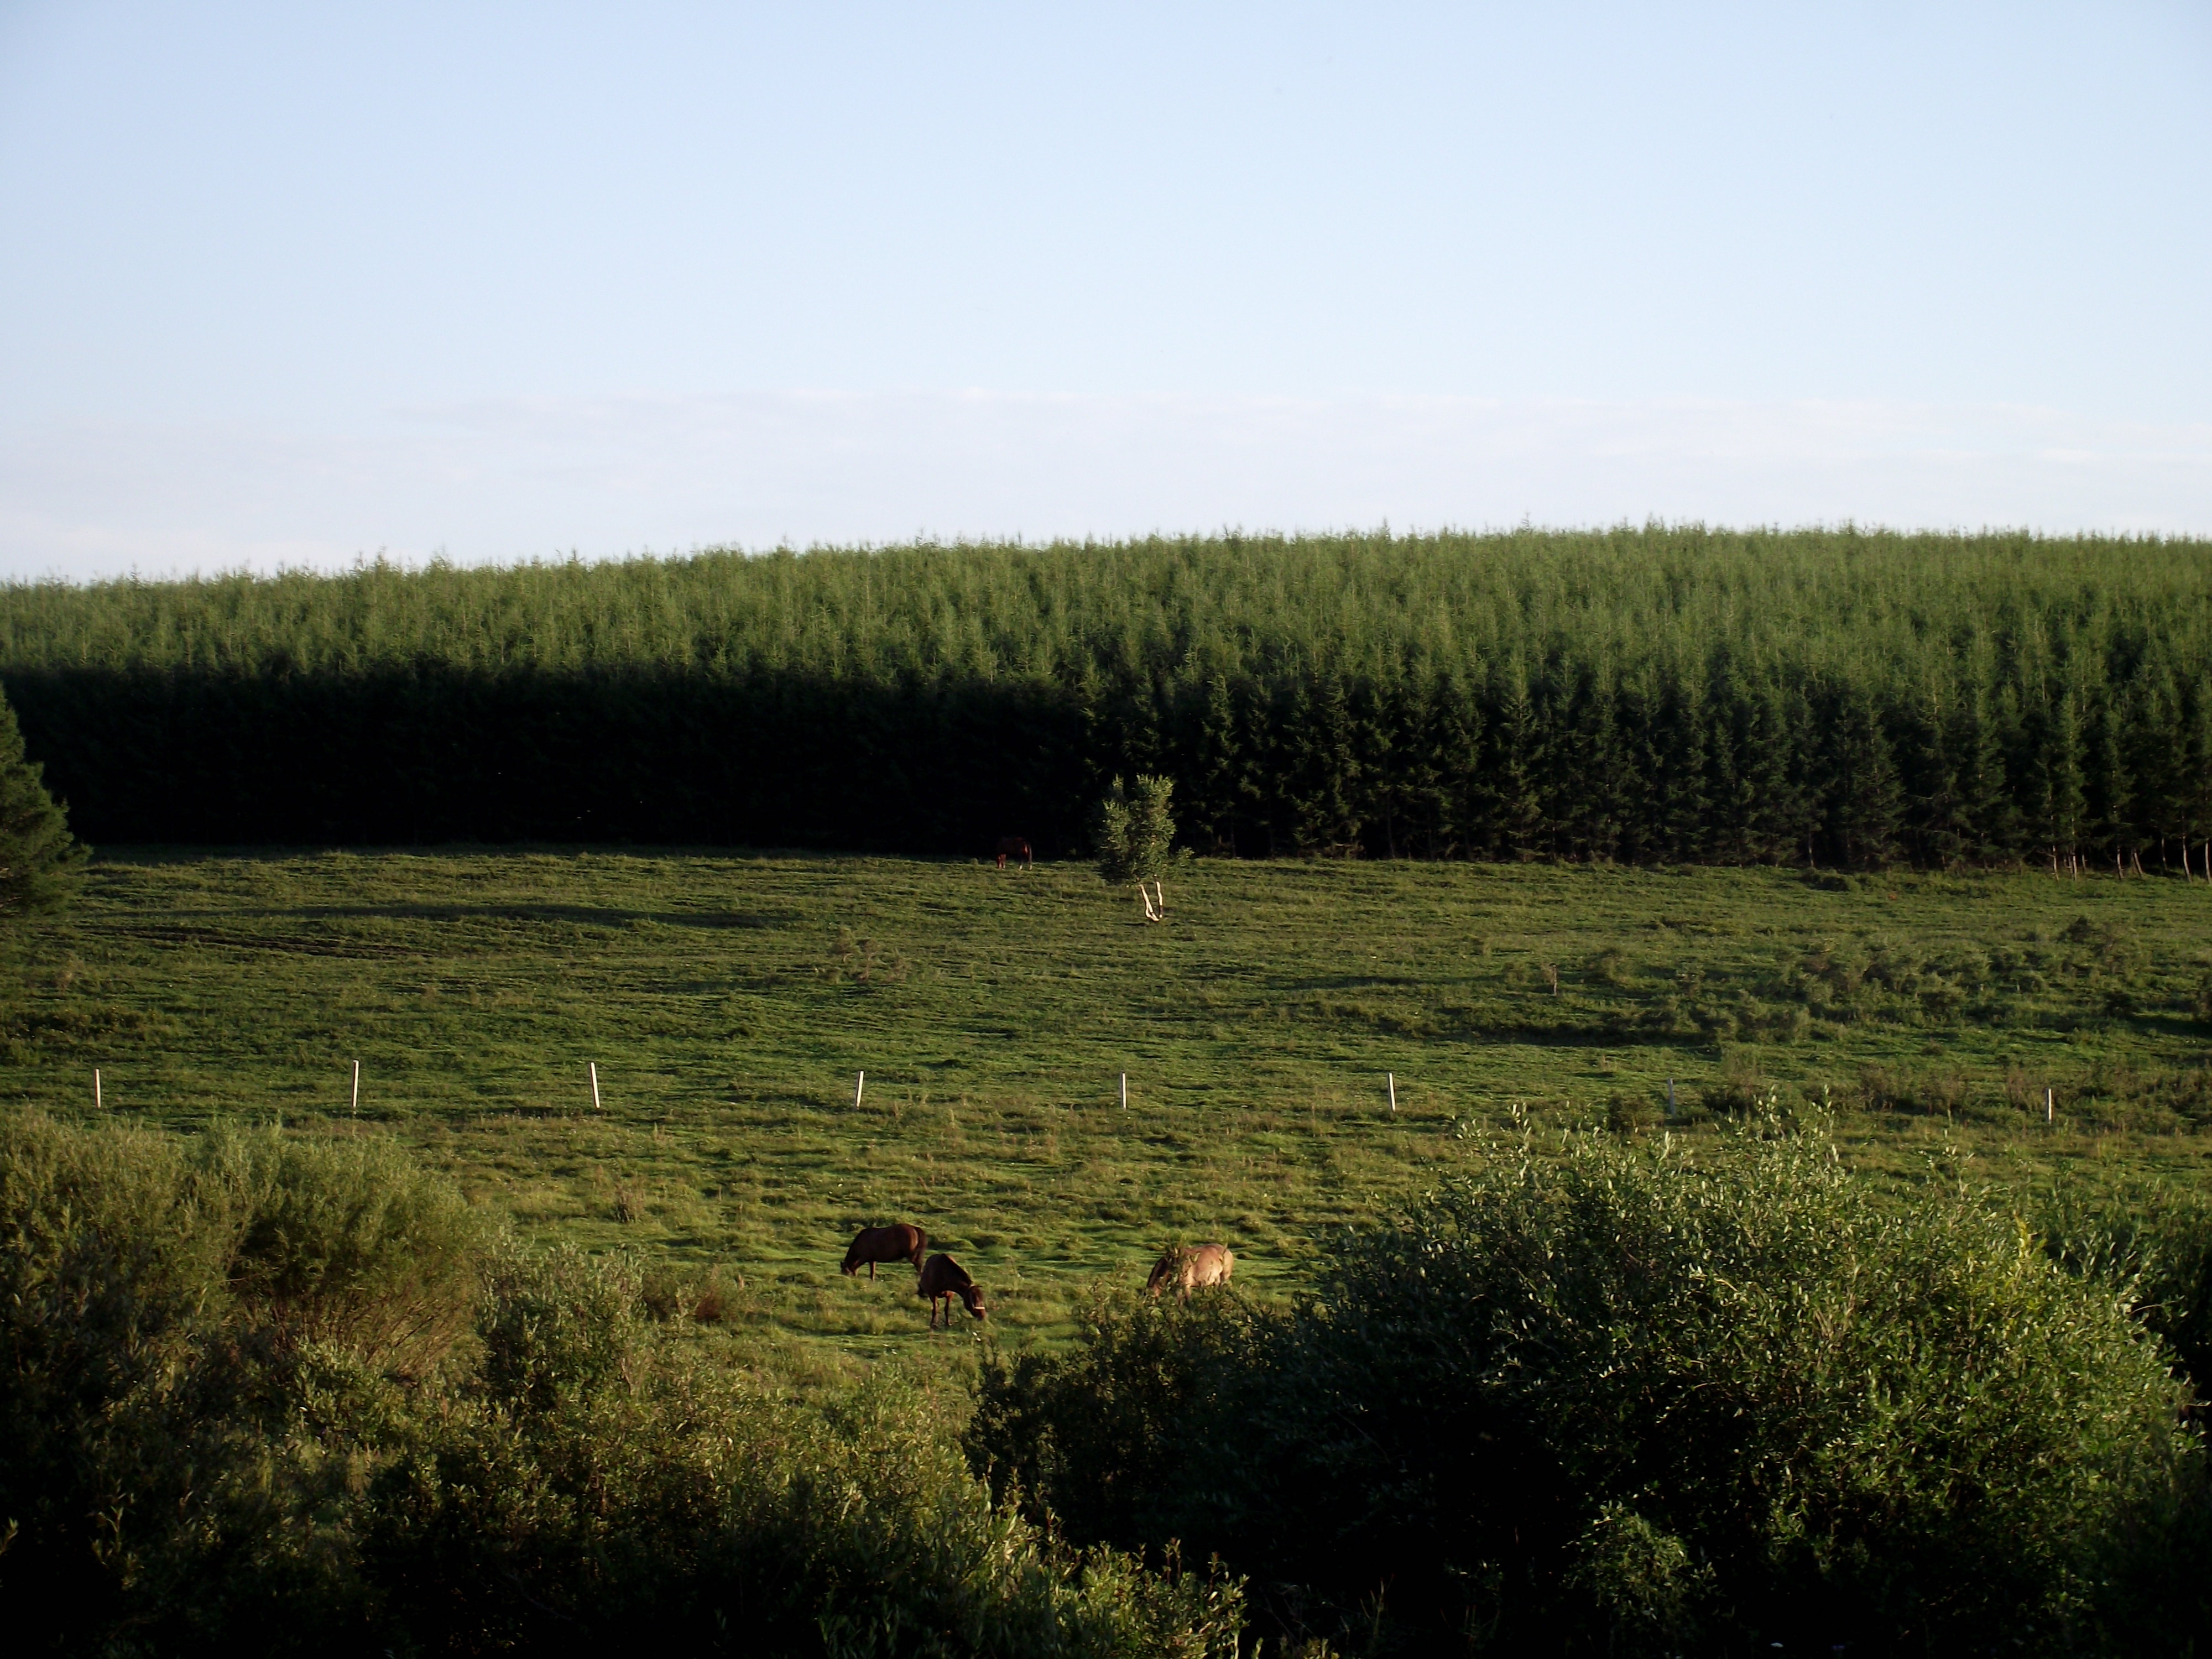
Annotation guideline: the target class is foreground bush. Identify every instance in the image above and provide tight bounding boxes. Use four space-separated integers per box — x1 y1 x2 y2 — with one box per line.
0 1110 1242 1657
353 1245 1240 1656
973 1118 2201 1656
2038 1175 2212 1402
0 1110 483 1645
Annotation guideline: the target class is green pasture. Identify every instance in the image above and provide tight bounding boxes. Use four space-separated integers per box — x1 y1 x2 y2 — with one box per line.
7 848 2212 1374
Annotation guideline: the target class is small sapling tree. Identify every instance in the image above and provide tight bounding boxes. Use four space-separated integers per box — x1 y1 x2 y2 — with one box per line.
0 685 85 919
1094 774 1177 921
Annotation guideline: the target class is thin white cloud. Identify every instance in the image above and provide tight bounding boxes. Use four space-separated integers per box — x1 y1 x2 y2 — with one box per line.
3 392 2207 581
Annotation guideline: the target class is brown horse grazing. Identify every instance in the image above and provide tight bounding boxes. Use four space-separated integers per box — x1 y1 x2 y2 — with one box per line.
842 1223 927 1280
1147 1244 1235 1299
994 837 1032 870
917 1253 987 1326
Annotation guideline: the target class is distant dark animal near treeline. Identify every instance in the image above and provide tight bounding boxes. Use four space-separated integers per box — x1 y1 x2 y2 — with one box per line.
919 1253 987 1326
1148 1244 1234 1298
842 1223 926 1279
994 837 1032 869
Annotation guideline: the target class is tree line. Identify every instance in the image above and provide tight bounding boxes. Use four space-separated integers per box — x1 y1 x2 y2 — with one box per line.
1 525 2207 868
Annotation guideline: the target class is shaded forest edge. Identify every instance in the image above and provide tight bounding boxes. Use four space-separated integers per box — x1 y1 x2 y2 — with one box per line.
2 526 2209 864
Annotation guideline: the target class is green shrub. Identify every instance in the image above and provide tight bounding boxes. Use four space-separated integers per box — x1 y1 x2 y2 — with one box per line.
971 1285 1282 1554
0 1110 1241 1657
369 1255 1243 1655
973 1117 2198 1655
2038 1177 2212 1400
0 1110 363 1650
1603 1092 1659 1133
200 1123 488 1374
1288 1121 2189 1652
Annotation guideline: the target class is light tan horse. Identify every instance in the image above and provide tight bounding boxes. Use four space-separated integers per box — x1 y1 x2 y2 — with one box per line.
1146 1244 1235 1299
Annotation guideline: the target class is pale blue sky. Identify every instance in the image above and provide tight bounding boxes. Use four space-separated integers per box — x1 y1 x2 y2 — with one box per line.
2 2 2208 573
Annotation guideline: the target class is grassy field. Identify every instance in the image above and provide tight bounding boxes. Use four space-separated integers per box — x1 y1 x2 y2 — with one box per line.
8 848 2212 1375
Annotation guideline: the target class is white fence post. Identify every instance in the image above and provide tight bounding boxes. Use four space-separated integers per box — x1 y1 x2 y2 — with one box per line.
351 1059 360 1117
94 1068 102 1111
855 1071 865 1109
1387 1072 1396 1113
590 1062 602 1112
1120 1072 1128 1112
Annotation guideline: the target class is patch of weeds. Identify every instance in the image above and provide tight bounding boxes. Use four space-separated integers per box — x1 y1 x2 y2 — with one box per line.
1701 1049 1770 1115
821 925 909 986
1857 1063 1971 1118
1606 1092 1660 1133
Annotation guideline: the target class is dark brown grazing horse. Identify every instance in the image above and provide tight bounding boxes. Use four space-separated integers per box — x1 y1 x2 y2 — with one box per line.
1147 1244 1235 1299
917 1253 987 1326
994 837 1032 870
842 1223 927 1280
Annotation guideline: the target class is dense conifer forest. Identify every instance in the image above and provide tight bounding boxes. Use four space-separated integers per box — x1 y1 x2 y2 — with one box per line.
2 525 2208 867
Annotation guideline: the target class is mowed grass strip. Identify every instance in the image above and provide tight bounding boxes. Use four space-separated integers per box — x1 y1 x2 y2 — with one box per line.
9 848 2212 1370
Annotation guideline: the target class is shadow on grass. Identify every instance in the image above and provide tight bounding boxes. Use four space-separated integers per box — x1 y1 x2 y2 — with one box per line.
108 903 807 931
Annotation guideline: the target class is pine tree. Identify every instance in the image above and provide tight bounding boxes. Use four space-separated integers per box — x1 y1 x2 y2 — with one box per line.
1703 652 1759 863
1749 671 1817 865
1611 670 1661 863
1652 660 1710 860
2084 679 2132 874
1822 686 1905 869
1559 667 1625 862
1427 671 1485 859
2036 680 2089 875
1348 677 1395 856
1481 661 1545 859
2182 680 2212 879
1946 671 2015 863
1286 675 1360 853
2124 665 2184 873
1237 680 1286 857
0 685 86 917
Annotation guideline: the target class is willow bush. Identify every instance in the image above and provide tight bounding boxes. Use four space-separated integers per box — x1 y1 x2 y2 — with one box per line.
2038 1175 2212 1411
972 1116 2204 1656
2 526 2208 867
0 1110 1243 1658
